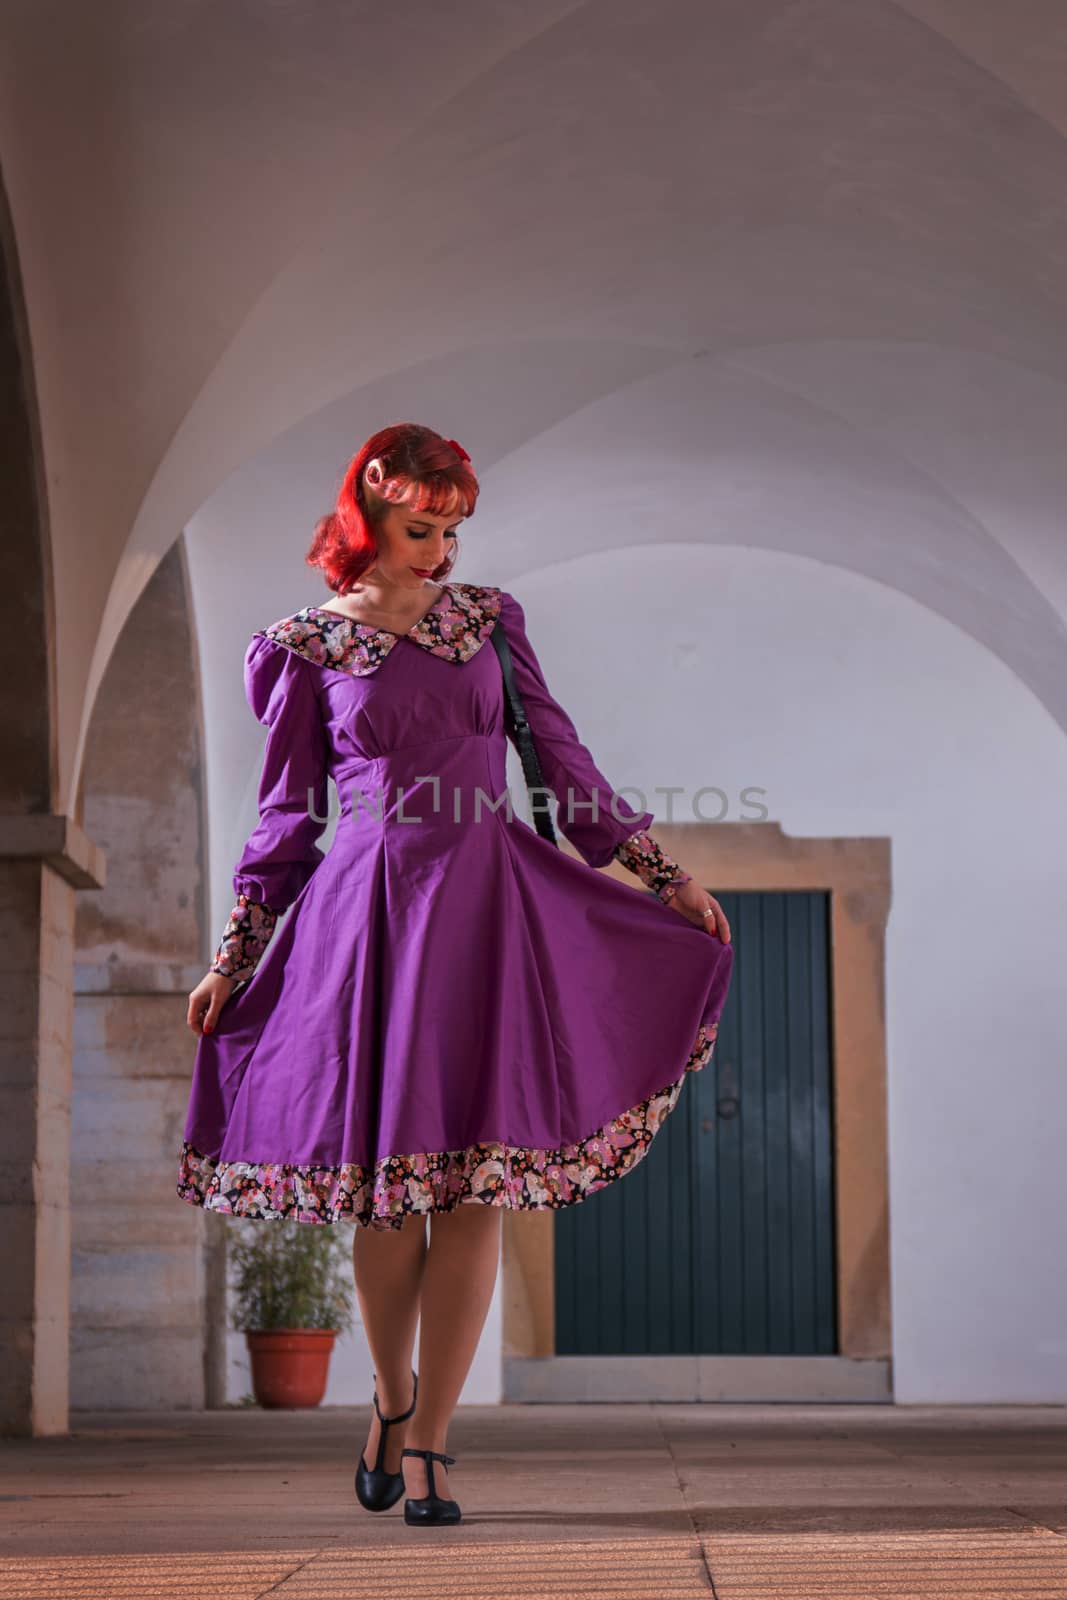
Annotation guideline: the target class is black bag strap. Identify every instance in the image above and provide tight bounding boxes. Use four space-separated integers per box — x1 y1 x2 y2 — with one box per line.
489 620 558 846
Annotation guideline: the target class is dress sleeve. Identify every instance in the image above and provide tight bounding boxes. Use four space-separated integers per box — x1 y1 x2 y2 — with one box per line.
209 635 330 983
611 827 694 903
495 590 655 867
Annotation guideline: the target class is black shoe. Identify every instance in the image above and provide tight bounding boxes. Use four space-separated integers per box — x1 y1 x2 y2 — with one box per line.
402 1447 462 1525
354 1368 418 1512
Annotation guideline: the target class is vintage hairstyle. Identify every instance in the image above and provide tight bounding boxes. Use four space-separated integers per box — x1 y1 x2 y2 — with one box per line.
306 422 480 594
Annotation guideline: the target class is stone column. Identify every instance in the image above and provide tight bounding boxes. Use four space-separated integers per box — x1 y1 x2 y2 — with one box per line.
71 539 224 1411
0 816 104 1436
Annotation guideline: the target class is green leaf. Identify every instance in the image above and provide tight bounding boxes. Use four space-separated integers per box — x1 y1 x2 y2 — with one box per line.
227 1218 356 1333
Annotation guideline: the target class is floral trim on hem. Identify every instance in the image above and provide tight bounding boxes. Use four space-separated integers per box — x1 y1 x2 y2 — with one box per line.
177 1021 719 1231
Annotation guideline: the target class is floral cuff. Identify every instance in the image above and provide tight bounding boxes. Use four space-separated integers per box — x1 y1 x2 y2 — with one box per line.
612 828 694 902
210 892 278 982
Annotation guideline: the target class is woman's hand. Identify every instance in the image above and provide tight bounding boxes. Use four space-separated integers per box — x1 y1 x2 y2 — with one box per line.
666 878 732 943
187 971 238 1035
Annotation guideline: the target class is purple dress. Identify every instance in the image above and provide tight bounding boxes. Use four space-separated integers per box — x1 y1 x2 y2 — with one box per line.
178 581 734 1230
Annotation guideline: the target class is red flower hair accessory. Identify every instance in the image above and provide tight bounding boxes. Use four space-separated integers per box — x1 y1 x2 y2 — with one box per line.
445 438 471 462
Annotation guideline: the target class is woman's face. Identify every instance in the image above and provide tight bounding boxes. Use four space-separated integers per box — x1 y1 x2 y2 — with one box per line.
370 500 463 587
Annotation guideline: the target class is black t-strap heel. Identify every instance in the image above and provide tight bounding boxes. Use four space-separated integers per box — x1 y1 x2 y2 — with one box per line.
402 1446 461 1525
354 1368 418 1512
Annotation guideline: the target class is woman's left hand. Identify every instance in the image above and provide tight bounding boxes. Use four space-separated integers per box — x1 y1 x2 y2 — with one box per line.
666 878 731 943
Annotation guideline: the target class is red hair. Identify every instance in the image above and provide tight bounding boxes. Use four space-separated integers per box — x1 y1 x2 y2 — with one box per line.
306 422 480 594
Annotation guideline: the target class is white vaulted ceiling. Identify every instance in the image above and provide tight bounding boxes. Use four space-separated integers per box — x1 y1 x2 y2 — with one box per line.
1 0 1065 808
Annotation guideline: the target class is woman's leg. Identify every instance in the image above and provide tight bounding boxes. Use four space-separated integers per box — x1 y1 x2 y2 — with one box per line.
401 1198 503 1501
352 1211 428 1474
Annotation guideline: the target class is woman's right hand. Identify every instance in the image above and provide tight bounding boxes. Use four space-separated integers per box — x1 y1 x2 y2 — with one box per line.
187 971 238 1036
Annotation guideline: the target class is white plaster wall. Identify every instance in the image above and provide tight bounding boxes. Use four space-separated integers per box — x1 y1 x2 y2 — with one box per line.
5 0 1067 809
186 517 1067 1405
1 0 1064 1417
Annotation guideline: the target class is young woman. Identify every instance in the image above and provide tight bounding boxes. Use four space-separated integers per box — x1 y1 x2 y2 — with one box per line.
180 422 734 1525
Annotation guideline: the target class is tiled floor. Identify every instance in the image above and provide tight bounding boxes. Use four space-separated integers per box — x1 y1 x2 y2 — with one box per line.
1 1403 1065 1597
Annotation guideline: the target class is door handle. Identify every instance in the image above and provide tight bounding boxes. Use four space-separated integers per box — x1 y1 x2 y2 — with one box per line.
702 1095 740 1132
712 1058 740 1122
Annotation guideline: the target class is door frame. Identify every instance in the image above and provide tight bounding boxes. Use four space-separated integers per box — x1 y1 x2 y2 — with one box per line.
501 820 893 1401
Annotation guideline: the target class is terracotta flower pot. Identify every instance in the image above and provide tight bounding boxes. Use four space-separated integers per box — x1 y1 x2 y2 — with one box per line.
245 1328 337 1408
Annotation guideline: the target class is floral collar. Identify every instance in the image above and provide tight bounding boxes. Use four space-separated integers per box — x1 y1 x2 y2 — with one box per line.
257 580 503 676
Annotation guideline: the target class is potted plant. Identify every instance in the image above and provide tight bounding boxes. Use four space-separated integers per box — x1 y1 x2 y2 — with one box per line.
229 1219 355 1408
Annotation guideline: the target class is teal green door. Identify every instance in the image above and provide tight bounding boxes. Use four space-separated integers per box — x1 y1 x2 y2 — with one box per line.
554 890 837 1356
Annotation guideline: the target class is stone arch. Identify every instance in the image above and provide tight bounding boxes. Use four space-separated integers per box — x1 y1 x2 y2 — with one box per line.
0 165 103 1436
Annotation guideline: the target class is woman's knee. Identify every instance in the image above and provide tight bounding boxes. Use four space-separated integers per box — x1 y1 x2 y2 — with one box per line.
429 1198 503 1236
